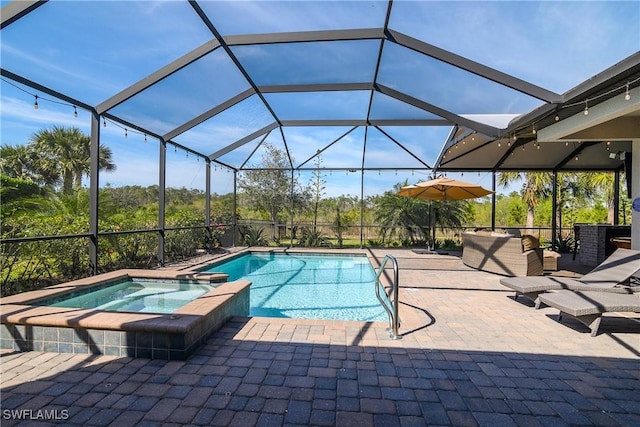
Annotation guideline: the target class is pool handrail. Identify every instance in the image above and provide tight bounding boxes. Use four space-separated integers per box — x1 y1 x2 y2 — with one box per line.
375 254 400 339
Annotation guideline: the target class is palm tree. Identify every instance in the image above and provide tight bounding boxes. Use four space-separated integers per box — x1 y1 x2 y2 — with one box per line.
374 181 470 246
588 172 617 224
374 181 429 244
28 126 115 194
554 173 597 243
0 144 58 186
497 172 551 230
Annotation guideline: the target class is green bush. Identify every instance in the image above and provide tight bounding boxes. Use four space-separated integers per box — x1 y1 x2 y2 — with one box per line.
554 235 576 253
298 227 332 248
240 226 269 246
367 239 385 247
100 232 159 271
438 238 461 250
1 238 88 296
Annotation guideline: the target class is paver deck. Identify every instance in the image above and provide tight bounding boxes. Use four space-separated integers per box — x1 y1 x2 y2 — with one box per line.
1 249 639 426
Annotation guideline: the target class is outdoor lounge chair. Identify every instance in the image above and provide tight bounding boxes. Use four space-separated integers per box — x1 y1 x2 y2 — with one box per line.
499 248 640 305
537 290 640 336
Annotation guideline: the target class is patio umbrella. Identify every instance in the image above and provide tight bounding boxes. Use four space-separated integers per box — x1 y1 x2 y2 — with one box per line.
398 177 493 201
398 177 493 251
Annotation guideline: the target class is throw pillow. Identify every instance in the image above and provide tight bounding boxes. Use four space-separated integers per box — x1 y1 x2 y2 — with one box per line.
521 234 539 251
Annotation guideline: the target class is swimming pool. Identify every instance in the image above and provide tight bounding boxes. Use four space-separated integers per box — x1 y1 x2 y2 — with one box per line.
200 252 387 321
33 279 214 314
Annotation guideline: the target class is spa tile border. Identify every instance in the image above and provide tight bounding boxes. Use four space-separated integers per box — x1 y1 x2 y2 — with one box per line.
0 271 249 360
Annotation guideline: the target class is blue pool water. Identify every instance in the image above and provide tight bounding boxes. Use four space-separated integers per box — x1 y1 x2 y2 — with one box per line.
35 279 213 314
201 252 387 321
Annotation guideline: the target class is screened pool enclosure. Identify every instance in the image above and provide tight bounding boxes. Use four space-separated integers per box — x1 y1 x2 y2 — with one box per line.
1 1 639 286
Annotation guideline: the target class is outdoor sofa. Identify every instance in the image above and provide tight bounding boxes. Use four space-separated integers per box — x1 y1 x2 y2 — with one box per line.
499 248 640 305
461 231 544 276
538 290 640 336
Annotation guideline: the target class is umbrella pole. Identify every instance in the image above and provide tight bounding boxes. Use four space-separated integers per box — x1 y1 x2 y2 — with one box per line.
431 203 435 251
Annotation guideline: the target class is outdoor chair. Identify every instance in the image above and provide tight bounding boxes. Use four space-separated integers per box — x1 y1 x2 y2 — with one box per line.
499 248 640 305
461 232 544 276
537 290 640 336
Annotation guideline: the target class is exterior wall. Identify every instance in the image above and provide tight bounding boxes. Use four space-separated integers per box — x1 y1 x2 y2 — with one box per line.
577 224 632 267
577 226 606 267
633 139 639 250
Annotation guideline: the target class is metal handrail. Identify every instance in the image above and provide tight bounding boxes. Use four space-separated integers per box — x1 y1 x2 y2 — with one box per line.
374 254 400 340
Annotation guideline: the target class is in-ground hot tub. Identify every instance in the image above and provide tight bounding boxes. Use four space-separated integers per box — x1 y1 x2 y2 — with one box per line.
0 269 250 360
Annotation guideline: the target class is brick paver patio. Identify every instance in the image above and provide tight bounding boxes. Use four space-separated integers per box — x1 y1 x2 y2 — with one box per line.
1 249 639 426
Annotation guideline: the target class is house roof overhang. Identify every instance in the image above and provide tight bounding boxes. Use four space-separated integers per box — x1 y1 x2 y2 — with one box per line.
434 52 640 173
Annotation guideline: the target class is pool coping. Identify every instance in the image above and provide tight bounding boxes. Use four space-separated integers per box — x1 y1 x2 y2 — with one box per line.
183 247 387 273
182 246 393 292
0 269 251 359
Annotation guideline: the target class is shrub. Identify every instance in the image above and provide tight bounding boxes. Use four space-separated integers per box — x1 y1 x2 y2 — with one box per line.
367 239 385 247
438 238 460 250
298 227 332 248
240 226 269 246
555 235 575 253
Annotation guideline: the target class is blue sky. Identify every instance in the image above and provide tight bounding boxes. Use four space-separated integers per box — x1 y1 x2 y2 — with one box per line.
1 1 638 197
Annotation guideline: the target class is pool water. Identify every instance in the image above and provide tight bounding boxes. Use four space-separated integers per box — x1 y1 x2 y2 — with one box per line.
201 252 386 321
34 279 213 314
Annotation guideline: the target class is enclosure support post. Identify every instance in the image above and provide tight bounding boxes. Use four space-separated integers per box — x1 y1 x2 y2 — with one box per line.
491 172 496 231
88 111 100 275
158 139 167 266
205 159 212 250
632 139 639 250
290 169 295 248
360 169 365 249
613 170 620 225
551 170 558 251
233 171 237 247
360 126 367 249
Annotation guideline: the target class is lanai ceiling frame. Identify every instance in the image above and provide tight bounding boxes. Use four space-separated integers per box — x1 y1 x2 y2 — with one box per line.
1 0 564 173
3 0 636 175
195 10 566 167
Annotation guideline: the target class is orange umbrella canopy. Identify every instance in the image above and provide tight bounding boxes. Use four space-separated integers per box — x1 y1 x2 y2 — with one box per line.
398 177 493 201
